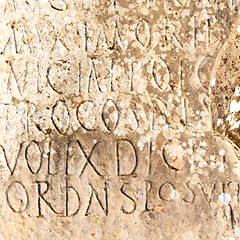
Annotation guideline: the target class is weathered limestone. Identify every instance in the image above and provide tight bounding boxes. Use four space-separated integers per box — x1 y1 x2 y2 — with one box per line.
1 0 240 239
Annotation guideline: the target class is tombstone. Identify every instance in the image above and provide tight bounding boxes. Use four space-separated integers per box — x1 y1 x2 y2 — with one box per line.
1 0 240 239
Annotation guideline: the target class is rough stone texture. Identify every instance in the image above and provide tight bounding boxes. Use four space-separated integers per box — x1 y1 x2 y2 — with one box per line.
1 0 240 239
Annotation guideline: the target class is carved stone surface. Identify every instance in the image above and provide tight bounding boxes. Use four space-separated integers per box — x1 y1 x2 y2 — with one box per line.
1 0 240 239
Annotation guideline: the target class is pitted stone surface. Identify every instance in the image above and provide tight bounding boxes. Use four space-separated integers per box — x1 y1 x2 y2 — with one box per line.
1 0 240 239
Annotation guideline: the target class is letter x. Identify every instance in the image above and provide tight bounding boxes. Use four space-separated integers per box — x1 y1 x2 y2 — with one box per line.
77 140 103 178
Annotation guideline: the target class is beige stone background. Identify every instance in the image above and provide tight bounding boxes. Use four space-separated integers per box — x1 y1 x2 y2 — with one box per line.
1 0 240 239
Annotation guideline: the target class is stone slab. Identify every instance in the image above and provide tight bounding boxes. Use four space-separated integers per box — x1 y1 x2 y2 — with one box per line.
1 0 240 239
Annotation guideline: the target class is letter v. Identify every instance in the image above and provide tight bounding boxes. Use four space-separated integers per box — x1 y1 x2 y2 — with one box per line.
0 143 23 175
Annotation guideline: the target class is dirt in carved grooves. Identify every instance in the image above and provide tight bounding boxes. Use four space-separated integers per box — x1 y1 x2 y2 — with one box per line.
2 0 240 239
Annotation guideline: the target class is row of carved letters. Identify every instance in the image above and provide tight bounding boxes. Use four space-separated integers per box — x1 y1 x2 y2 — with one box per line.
2 137 187 179
5 179 194 217
1 139 138 177
3 0 235 13
6 57 175 97
1 97 178 135
1 15 219 56
5 179 239 225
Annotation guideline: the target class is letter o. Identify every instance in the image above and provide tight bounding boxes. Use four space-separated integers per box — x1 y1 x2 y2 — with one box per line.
6 181 29 213
159 182 175 201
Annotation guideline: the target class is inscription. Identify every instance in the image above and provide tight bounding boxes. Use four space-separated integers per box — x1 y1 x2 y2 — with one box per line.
65 179 81 217
116 139 137 176
152 58 170 92
1 135 236 228
0 1 238 238
102 100 119 132
120 184 136 214
85 182 108 216
0 143 23 175
135 20 150 48
6 181 29 213
6 175 239 223
51 100 70 134
36 181 62 217
25 141 43 174
76 101 97 131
